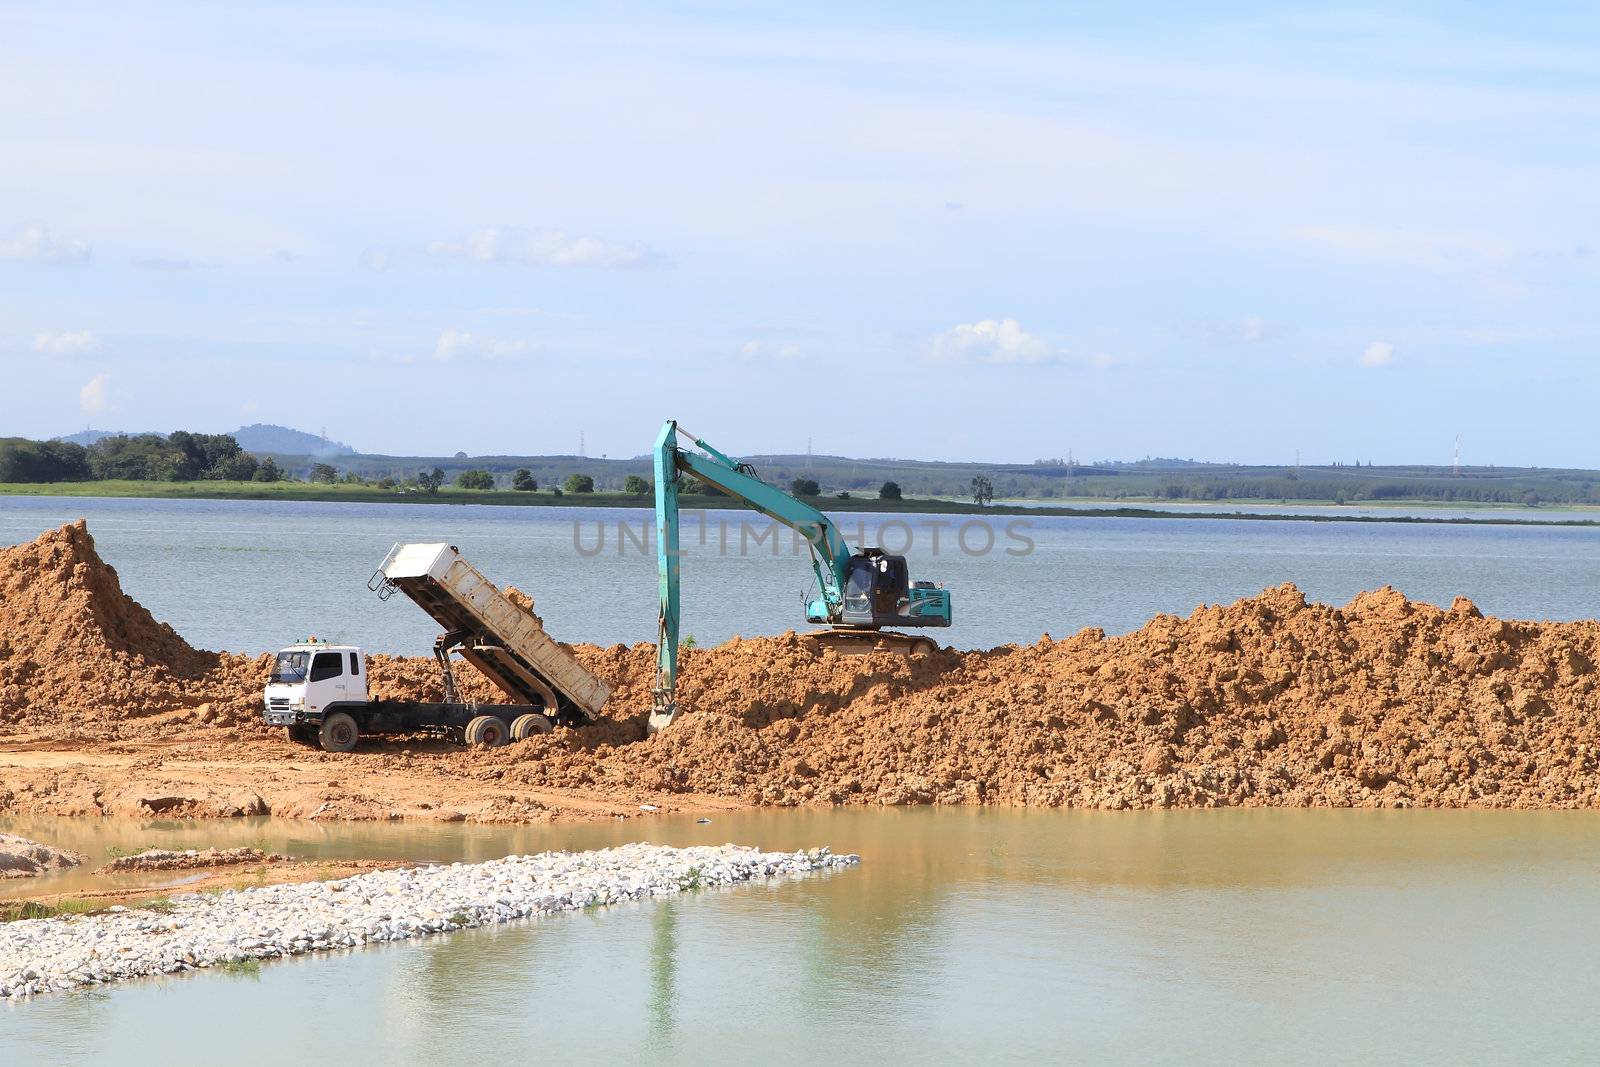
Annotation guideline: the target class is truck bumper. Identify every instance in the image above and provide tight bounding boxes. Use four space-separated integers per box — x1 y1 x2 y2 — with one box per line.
263 707 315 727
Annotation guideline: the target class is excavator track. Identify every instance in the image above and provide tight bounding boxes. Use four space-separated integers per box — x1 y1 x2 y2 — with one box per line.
802 629 940 658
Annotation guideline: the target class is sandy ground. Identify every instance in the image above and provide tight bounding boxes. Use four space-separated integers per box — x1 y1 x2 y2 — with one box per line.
0 730 741 824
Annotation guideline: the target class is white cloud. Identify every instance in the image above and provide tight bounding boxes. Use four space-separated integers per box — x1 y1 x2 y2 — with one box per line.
0 224 91 264
1239 316 1266 343
1291 225 1506 270
426 226 645 268
433 329 529 362
79 373 113 415
1361 340 1395 367
33 330 100 356
931 318 1051 364
738 340 800 361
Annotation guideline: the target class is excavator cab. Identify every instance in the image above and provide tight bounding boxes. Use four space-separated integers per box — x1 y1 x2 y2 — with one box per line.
837 548 948 627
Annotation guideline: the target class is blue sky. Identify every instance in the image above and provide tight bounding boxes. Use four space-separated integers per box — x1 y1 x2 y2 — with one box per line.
2 2 1597 464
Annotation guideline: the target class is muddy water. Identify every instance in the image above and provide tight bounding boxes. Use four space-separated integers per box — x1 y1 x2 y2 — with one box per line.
5 808 1600 1063
2 495 1598 655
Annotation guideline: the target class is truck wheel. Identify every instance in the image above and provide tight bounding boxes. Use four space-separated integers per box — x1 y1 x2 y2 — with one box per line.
319 712 360 753
511 713 554 741
465 715 509 748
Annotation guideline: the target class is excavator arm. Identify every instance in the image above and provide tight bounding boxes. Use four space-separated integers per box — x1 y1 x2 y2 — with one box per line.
651 419 853 732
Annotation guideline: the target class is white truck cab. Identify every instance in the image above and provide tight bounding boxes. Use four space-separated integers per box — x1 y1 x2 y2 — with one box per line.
263 641 368 725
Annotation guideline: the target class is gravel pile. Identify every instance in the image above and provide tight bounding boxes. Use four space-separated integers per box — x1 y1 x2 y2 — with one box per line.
0 843 857 999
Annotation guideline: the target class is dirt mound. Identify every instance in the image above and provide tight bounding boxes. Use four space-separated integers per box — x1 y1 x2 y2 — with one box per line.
0 521 257 730
0 521 215 724
6 519 1600 813
491 582 1600 810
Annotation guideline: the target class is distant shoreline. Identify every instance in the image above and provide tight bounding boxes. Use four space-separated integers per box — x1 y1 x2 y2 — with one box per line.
2 480 1597 527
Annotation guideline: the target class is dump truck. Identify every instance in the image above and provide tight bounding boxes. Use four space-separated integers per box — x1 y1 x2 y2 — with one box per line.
262 542 610 752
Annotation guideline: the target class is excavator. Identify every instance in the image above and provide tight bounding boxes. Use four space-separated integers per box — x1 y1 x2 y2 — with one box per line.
649 419 952 732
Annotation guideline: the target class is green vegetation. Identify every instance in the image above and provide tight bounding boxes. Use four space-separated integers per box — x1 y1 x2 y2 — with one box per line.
449 911 472 926
564 473 595 493
623 473 651 495
512 468 537 491
138 896 177 913
971 476 994 507
791 477 820 497
218 957 261 978
1 898 97 923
417 466 445 494
0 438 91 481
455 469 495 490
879 480 902 500
1 430 262 483
104 844 160 859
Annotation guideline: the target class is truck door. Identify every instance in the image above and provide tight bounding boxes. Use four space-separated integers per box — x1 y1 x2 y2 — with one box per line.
347 650 368 702
308 651 346 710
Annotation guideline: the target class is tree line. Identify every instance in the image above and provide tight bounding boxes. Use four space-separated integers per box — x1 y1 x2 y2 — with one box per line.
0 433 281 483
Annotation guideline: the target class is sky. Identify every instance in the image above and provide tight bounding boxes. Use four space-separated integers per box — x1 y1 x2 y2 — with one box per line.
2 2 1598 465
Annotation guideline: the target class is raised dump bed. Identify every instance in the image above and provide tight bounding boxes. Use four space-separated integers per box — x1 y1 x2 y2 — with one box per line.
374 542 611 723
264 542 612 751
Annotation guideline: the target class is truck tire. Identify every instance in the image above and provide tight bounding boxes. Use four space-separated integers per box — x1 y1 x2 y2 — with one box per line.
319 712 360 753
465 715 509 748
511 713 554 741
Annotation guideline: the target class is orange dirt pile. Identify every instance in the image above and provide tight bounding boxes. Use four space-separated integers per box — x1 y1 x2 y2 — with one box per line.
4 520 1600 815
0 521 274 735
511 584 1600 809
0 520 213 723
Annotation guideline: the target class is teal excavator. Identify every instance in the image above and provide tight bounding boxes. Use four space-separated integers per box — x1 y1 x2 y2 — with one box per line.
650 419 952 732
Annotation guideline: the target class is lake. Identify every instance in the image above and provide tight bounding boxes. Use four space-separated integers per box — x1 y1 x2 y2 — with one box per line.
1 495 1596 655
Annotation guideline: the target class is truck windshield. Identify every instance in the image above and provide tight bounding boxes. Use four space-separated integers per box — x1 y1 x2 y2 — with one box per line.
270 651 310 684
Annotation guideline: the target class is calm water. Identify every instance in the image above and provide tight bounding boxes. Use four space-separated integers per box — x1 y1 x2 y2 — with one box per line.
1 495 1596 655
4 809 1600 1064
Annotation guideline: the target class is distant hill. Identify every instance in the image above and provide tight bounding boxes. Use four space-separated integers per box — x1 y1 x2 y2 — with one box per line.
233 424 354 457
55 428 160 445
53 423 354 458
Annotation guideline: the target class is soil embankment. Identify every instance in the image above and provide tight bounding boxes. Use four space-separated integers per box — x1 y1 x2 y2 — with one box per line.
3 520 1599 820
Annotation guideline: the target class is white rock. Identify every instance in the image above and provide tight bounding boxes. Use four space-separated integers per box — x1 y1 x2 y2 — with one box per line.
0 843 857 1000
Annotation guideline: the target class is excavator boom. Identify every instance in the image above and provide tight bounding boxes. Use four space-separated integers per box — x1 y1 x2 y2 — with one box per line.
650 419 952 733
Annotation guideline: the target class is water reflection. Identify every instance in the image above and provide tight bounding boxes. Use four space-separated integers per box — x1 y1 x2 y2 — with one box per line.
8 809 1600 1064
646 901 678 1053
